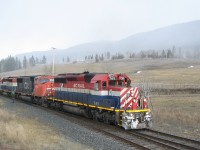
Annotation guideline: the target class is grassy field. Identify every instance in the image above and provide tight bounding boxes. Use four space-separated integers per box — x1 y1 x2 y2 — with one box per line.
1 58 200 85
0 100 91 150
151 94 200 139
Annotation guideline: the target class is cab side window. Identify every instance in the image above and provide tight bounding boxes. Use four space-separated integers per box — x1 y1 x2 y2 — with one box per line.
118 80 124 86
94 82 99 91
109 80 116 86
102 81 107 90
34 78 39 85
39 78 49 84
127 79 131 87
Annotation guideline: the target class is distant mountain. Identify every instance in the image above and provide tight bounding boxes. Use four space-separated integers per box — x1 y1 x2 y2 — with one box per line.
56 41 117 62
16 20 200 63
118 20 200 51
16 41 117 63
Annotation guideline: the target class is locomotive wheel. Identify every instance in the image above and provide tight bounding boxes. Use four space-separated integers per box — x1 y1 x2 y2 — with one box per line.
31 96 36 103
46 100 51 108
14 94 19 99
103 116 109 124
41 97 48 107
58 102 63 111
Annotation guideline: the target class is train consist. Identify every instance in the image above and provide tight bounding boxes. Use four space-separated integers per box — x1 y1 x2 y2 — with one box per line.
0 72 152 130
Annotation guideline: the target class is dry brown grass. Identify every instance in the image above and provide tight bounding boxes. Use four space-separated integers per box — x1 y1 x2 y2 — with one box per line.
136 67 200 84
153 107 200 128
1 58 200 85
151 95 200 139
0 108 92 150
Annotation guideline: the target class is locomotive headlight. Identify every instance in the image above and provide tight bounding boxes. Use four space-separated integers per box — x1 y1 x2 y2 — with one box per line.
129 113 135 119
145 112 151 117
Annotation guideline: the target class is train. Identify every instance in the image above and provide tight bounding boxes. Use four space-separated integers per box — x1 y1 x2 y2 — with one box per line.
0 72 152 130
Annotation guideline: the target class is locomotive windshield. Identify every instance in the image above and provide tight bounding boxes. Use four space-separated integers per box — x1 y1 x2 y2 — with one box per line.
108 79 131 87
127 79 131 87
108 74 131 87
39 78 49 84
109 80 116 86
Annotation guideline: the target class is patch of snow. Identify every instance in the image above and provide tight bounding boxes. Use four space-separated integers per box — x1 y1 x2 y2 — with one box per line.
188 66 194 68
137 71 142 74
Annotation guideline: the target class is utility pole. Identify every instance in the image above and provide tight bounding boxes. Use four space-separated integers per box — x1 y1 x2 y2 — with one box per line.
52 47 56 75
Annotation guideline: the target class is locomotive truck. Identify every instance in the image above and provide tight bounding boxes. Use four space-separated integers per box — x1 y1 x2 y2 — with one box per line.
0 72 152 130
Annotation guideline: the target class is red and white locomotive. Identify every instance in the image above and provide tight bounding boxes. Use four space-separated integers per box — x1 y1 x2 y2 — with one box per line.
52 72 152 129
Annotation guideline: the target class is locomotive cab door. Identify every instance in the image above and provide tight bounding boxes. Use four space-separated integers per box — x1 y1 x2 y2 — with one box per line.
102 81 107 90
34 77 40 97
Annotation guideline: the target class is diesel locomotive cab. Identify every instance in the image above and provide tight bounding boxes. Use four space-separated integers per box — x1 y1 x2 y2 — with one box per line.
108 73 152 130
34 76 55 97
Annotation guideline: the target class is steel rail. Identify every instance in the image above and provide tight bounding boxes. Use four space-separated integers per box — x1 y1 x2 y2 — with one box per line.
129 132 199 150
145 129 200 145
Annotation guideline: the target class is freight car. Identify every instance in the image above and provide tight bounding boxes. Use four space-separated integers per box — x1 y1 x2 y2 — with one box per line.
47 72 152 130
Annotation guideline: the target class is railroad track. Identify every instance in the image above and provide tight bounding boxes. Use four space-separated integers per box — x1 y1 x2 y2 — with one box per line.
1 95 199 150
49 108 200 150
131 129 200 150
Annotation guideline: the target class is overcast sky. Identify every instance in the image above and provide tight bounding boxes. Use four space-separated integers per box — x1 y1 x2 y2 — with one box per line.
0 0 200 59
